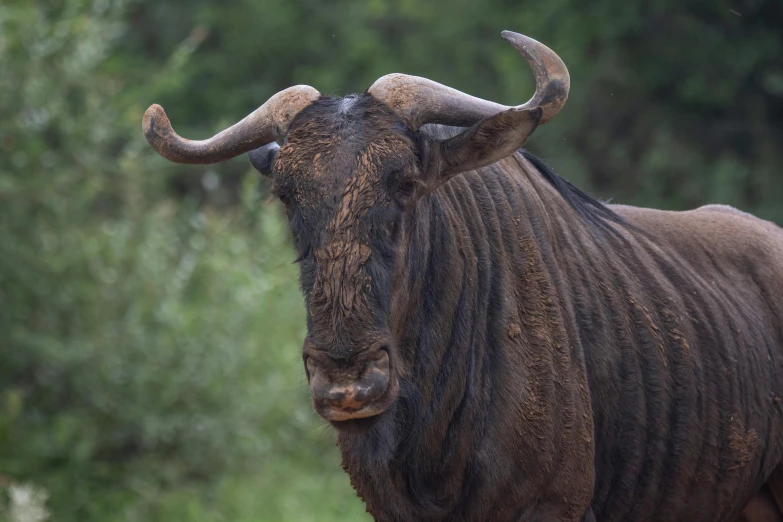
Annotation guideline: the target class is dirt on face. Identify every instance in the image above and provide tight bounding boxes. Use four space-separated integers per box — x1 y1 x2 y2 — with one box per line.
271 94 417 354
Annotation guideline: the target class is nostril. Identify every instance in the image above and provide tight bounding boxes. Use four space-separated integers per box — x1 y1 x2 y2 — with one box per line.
374 342 391 356
362 363 389 400
369 347 390 374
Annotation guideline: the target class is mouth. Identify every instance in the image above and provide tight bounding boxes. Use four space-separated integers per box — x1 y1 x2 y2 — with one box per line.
319 402 389 422
328 410 389 433
316 377 399 425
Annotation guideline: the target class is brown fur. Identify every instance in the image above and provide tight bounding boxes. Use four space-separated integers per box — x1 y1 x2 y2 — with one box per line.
253 94 783 521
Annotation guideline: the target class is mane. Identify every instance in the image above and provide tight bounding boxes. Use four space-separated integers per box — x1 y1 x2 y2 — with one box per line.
420 124 628 233
519 149 627 230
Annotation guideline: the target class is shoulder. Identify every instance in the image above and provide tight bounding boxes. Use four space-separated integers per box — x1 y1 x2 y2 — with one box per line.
611 202 783 266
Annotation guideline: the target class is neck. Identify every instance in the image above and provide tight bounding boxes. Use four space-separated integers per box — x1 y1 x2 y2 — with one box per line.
337 155 597 521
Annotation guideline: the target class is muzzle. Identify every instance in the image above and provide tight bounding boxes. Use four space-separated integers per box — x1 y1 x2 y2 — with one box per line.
305 341 397 422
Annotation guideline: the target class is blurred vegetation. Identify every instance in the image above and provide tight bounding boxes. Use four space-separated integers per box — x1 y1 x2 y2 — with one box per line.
0 0 780 520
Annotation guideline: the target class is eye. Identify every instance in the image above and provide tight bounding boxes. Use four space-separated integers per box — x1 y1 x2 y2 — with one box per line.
385 164 419 210
396 179 417 199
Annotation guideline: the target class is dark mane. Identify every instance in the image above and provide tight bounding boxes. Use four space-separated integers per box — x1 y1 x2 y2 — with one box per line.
518 150 626 229
420 123 627 232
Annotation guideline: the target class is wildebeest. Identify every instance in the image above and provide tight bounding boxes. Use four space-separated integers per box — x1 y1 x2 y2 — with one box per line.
142 31 783 522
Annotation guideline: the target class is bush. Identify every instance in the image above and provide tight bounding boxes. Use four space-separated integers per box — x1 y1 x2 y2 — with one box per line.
0 2 366 520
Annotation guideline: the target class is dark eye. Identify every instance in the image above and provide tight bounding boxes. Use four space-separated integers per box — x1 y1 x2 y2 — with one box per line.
397 179 417 197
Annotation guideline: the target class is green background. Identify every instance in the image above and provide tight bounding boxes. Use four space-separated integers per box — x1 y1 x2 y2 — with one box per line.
1 0 781 520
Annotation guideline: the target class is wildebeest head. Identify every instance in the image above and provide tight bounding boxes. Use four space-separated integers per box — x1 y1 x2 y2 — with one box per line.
142 31 569 425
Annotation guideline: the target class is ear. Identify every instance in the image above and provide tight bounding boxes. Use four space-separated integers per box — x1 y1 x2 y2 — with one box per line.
423 107 542 190
248 142 281 176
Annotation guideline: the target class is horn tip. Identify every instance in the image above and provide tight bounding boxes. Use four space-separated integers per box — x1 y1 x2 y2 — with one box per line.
501 30 535 47
142 104 172 142
501 30 521 41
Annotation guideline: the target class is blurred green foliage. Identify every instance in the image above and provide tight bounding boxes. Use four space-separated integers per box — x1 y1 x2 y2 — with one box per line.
0 0 780 520
0 1 365 520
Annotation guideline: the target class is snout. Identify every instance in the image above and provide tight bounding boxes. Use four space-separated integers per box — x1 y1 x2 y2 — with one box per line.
307 348 396 422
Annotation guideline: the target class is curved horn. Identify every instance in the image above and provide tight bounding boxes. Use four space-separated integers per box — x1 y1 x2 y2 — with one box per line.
368 31 569 129
142 85 320 164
